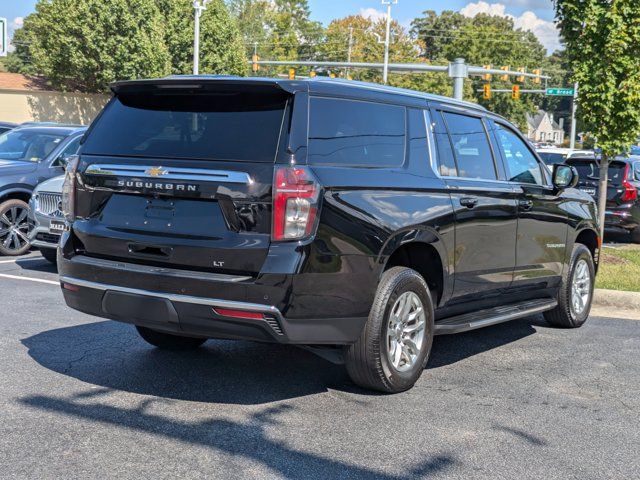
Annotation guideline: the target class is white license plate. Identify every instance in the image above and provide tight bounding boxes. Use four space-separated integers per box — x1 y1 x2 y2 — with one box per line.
49 221 66 233
580 188 596 196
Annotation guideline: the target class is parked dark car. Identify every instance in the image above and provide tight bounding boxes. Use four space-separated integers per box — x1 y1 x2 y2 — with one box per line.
0 125 86 256
567 155 640 242
58 76 599 393
0 122 17 135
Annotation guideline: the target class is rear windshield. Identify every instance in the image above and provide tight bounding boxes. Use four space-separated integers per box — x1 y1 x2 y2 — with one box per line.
567 160 627 184
82 88 289 162
537 152 566 165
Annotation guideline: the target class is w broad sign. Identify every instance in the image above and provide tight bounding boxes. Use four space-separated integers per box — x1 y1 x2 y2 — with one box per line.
0 18 7 57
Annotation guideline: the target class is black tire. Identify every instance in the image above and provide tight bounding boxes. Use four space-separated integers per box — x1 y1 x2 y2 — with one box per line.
630 227 640 244
40 248 58 264
544 244 595 328
345 266 435 393
0 199 31 256
136 326 207 350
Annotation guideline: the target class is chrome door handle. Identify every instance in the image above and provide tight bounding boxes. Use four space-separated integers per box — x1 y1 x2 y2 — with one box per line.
519 199 533 211
460 197 478 208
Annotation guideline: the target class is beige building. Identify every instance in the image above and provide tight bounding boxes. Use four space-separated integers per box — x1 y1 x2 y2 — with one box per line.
526 109 565 145
0 72 109 125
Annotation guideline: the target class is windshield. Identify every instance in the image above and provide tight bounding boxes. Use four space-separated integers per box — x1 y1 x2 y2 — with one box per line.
82 88 289 162
537 152 567 165
568 160 627 184
630 146 640 156
0 130 66 163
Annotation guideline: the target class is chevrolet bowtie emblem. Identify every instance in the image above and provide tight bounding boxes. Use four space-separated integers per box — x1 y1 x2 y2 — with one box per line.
146 166 169 177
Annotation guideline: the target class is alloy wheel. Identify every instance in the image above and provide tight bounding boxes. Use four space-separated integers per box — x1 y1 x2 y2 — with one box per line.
386 291 426 372
0 206 30 254
570 258 591 316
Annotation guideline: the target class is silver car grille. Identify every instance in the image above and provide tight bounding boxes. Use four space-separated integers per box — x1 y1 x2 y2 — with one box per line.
36 192 64 218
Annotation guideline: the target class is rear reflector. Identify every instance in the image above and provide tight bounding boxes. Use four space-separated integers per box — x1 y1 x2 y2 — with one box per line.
213 308 265 320
62 282 80 292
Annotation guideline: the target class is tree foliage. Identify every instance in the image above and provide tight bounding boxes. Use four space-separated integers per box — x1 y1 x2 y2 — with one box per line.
412 10 548 127
157 0 246 76
555 0 640 237
12 0 245 92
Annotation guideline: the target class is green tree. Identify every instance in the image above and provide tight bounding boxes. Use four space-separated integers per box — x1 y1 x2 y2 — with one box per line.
157 0 246 76
4 27 37 75
23 0 171 92
411 10 548 127
319 15 456 97
556 0 640 238
227 0 275 58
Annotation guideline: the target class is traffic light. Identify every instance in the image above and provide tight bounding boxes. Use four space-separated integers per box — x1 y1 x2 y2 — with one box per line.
512 84 521 100
329 72 336 78
288 68 296 80
251 54 260 73
500 66 509 82
483 65 492 82
516 67 526 83
532 69 541 84
483 84 492 100
309 71 317 78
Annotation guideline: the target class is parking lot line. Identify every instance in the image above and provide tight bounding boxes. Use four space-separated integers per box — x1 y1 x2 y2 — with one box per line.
0 273 59 285
0 258 45 264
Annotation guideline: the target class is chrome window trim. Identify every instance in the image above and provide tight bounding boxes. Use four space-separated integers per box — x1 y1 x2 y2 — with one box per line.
83 164 252 184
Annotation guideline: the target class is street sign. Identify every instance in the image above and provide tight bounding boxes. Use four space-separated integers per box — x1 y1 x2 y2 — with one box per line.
546 87 575 96
0 18 7 57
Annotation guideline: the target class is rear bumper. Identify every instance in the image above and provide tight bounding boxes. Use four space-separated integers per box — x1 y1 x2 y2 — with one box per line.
57 243 372 345
604 209 639 232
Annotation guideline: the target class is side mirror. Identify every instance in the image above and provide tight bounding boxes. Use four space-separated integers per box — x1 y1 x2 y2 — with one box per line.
553 164 579 190
54 154 70 169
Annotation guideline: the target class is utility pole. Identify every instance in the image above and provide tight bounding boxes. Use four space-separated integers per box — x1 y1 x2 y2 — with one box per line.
570 82 579 150
381 0 398 84
449 58 468 101
346 26 354 78
192 0 211 75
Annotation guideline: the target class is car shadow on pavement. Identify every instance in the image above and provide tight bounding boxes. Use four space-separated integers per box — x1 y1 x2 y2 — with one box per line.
18 395 458 479
22 316 545 405
14 257 58 274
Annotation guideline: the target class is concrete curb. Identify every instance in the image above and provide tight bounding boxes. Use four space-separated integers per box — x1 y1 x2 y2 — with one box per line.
593 288 640 311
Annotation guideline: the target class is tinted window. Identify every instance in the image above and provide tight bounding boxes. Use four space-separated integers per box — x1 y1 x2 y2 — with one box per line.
308 97 405 166
495 124 544 185
537 151 567 165
568 160 627 185
82 90 288 162
432 111 457 176
0 130 65 163
408 108 429 167
443 112 496 180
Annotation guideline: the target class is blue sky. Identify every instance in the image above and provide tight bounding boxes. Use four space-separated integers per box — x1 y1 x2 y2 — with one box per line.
2 0 560 52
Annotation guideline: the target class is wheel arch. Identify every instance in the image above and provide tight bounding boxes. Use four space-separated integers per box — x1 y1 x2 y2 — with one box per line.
0 185 34 204
379 229 450 306
573 227 600 268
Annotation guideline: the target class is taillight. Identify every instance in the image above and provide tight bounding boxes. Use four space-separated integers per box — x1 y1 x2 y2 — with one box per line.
61 154 80 222
621 163 638 202
272 165 321 241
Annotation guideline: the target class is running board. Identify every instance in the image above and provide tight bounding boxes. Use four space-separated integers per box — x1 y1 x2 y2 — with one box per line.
434 298 557 335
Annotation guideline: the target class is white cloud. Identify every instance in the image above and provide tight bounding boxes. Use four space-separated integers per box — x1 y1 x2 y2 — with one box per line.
11 17 24 29
359 8 387 22
460 2 561 53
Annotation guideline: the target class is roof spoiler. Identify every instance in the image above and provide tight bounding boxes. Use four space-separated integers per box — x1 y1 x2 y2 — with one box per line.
110 75 305 95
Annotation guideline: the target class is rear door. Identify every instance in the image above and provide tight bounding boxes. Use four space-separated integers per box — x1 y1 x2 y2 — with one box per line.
567 158 629 206
74 82 293 275
431 107 518 302
491 121 568 288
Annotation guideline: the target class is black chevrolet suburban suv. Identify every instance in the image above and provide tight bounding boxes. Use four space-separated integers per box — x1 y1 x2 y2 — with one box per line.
58 76 599 393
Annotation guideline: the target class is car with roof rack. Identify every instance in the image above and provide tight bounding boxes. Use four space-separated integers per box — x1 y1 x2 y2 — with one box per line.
57 76 599 392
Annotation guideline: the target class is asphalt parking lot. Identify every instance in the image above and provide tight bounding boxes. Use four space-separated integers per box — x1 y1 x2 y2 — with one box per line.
0 252 639 479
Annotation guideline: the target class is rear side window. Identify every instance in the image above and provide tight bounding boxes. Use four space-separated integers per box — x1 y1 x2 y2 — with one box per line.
568 160 627 185
308 97 405 166
432 111 457 176
494 124 544 185
442 112 497 180
82 89 288 162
